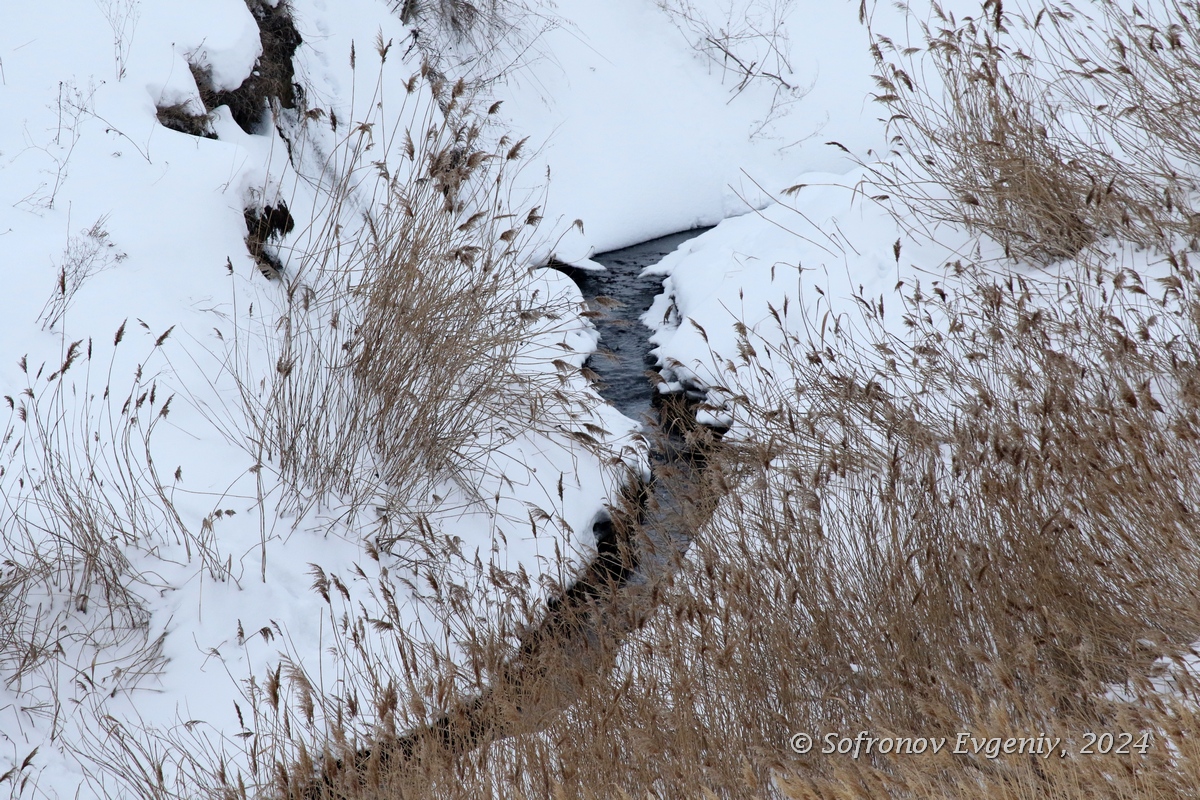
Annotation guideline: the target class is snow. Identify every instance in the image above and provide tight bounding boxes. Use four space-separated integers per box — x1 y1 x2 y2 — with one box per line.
0 0 1115 796
641 173 980 421
491 0 886 259
0 0 649 792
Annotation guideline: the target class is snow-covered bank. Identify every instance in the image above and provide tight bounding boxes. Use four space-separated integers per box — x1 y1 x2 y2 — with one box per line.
481 0 884 257
641 172 971 424
6 0 1200 795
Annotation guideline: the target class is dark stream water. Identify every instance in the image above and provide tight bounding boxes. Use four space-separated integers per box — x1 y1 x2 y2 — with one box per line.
559 228 710 422
572 228 718 590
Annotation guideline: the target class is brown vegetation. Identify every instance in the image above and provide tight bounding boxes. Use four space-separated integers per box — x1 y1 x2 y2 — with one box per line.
867 1 1200 264
231 0 1200 783
251 189 1200 799
250 2 1200 796
224 54 610 538
155 100 217 139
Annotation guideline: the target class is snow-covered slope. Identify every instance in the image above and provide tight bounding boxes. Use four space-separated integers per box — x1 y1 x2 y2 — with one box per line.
0 0 909 795
486 0 883 258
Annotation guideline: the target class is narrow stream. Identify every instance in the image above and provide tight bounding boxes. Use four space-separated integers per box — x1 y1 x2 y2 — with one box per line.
568 228 716 588
314 229 718 793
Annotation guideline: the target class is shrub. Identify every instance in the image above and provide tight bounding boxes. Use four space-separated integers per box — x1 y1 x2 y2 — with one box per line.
227 53 608 536
868 2 1191 264
656 0 806 138
391 0 557 88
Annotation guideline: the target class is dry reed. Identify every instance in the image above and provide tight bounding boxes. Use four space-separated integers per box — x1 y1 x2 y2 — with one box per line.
1 321 228 750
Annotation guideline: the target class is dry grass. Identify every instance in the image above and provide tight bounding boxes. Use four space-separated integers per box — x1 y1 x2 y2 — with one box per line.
866 1 1200 264
222 3 1200 797
154 4 1200 797
222 50 610 540
11 39 623 800
661 250 1200 796
35 216 127 332
215 241 1200 800
156 100 216 139
390 0 558 89
81 51 626 794
397 0 496 40
0 320 229 750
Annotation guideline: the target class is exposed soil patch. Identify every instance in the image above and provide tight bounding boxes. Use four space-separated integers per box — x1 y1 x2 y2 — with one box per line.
192 0 303 134
155 101 216 139
244 201 295 279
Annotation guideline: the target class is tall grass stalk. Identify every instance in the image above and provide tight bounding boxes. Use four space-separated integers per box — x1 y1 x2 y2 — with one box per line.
1 321 227 744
